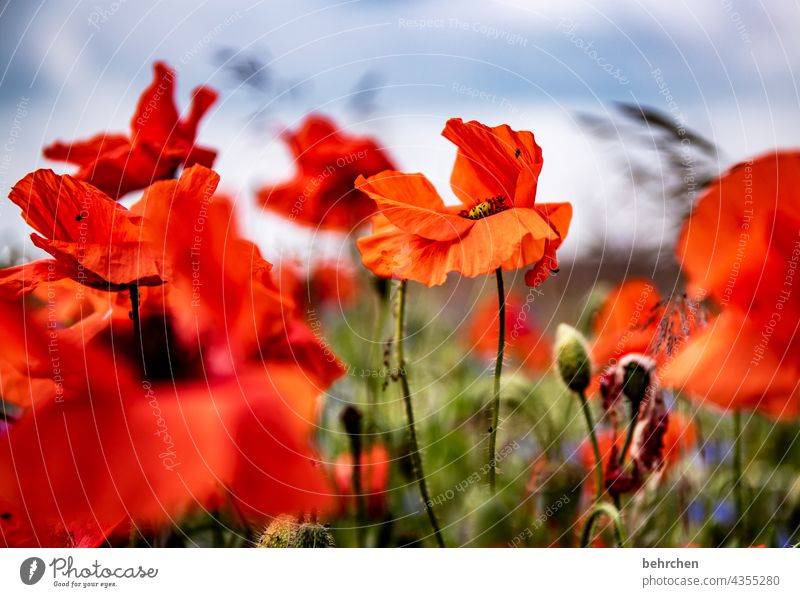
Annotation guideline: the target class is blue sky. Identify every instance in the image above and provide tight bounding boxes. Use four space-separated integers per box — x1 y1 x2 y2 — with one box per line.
1 0 798 264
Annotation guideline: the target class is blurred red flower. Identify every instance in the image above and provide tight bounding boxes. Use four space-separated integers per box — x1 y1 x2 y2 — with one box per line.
43 61 217 199
1 168 168 297
258 115 395 231
0 166 343 547
333 443 390 518
662 152 800 419
591 279 663 368
465 290 551 373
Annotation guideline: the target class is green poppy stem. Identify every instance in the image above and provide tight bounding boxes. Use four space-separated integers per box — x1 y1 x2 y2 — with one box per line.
576 389 630 546
733 409 746 543
395 280 445 547
578 389 604 504
580 501 627 548
487 268 506 494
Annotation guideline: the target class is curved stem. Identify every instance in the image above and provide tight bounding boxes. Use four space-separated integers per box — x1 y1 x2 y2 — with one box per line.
580 502 627 548
578 390 604 503
487 268 506 493
395 281 445 548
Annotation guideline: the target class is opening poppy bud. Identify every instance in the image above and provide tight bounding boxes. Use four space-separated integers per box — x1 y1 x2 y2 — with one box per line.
618 354 656 417
555 324 591 393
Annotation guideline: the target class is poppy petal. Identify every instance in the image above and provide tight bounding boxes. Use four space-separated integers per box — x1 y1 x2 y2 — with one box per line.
9 169 138 243
678 152 800 307
130 62 180 145
43 133 130 169
443 118 543 208
177 86 218 141
355 172 473 241
662 310 800 419
358 207 554 286
591 279 662 367
0 260 71 299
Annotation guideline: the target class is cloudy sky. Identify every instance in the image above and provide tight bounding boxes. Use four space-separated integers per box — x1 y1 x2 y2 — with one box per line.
1 0 798 265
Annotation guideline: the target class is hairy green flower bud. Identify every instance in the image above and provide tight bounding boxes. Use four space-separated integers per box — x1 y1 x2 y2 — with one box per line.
258 515 298 548
294 523 336 548
257 515 335 548
555 324 591 393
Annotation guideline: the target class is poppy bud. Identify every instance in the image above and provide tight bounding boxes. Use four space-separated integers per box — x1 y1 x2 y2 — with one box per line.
257 515 336 548
293 523 336 548
258 514 297 548
555 324 591 393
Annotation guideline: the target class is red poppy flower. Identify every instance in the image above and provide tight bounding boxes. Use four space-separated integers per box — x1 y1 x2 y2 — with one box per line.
590 278 704 400
43 61 217 199
0 348 334 546
465 290 551 372
0 291 338 547
0 166 345 547
258 115 396 231
662 152 800 419
5 168 167 294
332 443 390 518
356 119 571 287
591 279 663 368
134 165 343 387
